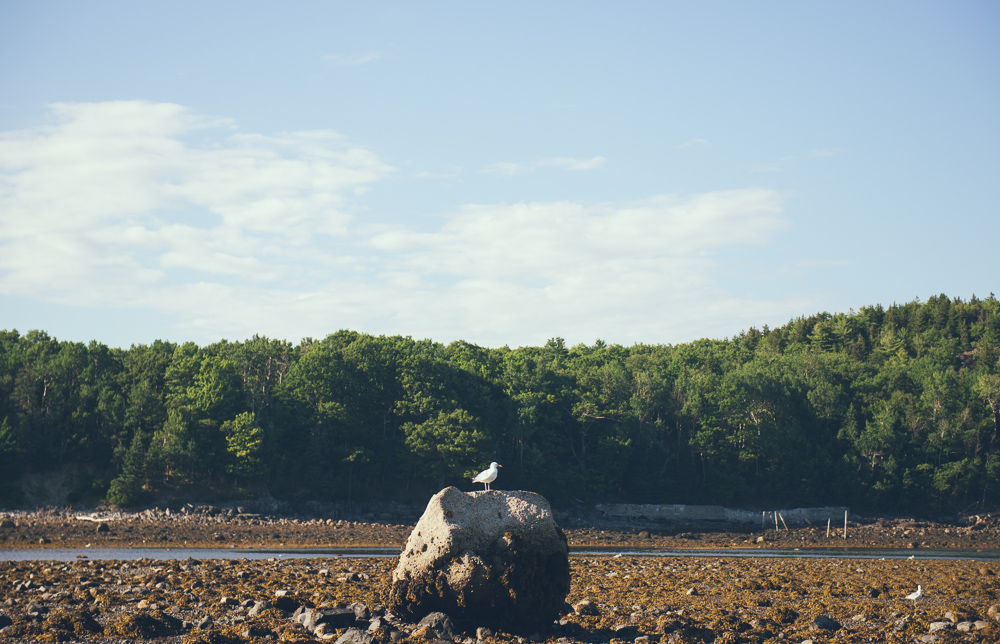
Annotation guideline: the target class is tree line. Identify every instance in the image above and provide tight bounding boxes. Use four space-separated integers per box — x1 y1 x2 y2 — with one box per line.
1 293 998 515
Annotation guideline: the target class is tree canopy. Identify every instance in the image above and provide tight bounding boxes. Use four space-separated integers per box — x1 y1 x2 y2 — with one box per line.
1 294 998 515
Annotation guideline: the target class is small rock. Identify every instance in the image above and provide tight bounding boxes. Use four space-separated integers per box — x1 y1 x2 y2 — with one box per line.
756 536 765 543
314 623 340 640
352 602 370 621
410 625 433 639
573 599 600 616
26 603 47 616
417 612 456 638
248 600 271 616
242 625 268 638
988 605 1000 620
956 621 973 632
194 615 214 630
311 608 358 630
220 596 238 607
477 626 494 639
612 624 637 638
335 627 373 644
685 587 698 596
919 635 939 643
974 620 988 630
810 615 840 631
928 621 953 632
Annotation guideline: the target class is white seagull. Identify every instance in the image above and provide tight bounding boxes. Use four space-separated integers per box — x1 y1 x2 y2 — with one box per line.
906 585 923 604
472 462 501 490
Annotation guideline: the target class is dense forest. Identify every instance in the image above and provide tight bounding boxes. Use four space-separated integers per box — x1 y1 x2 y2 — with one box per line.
1 294 998 516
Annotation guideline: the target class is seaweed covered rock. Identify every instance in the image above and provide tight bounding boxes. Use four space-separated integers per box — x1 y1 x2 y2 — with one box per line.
388 487 570 633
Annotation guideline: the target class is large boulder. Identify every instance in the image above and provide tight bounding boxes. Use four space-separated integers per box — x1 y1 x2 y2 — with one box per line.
388 487 570 633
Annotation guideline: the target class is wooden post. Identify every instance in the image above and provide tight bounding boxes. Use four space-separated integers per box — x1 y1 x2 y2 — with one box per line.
774 512 779 531
826 518 831 538
779 513 789 531
762 511 765 530
843 510 848 539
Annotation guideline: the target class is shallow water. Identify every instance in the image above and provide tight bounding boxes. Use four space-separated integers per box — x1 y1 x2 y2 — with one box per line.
3 546 998 562
0 546 400 562
575 546 1000 561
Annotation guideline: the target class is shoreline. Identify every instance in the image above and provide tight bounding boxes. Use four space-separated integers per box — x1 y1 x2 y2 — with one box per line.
2 506 998 552
1 506 999 643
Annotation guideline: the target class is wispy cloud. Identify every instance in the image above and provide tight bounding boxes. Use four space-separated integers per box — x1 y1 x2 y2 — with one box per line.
323 52 383 67
808 147 843 158
481 155 606 176
679 138 710 148
1 102 797 347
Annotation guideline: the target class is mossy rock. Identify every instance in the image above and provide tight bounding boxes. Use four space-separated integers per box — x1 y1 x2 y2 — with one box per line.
42 609 102 640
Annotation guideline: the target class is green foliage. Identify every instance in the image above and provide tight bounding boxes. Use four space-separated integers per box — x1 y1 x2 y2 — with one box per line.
1 293 999 513
221 411 265 479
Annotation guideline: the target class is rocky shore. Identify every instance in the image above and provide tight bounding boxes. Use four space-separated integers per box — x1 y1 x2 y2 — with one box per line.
2 505 999 551
1 507 999 643
1 553 998 643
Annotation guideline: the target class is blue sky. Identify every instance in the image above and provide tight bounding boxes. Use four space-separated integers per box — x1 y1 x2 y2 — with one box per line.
1 1 998 349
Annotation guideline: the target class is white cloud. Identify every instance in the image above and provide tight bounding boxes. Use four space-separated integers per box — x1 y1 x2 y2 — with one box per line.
679 138 710 148
481 155 606 176
1 101 799 348
0 100 392 307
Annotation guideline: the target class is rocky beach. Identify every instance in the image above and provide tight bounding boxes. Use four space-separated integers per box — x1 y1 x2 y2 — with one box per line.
1 506 999 643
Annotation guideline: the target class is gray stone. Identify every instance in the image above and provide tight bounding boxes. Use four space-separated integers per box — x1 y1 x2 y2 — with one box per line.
928 621 953 632
26 603 47 616
388 487 570 633
248 600 270 616
919 635 939 643
476 626 495 639
307 608 358 631
573 599 600 616
352 602 370 621
335 628 373 644
974 620 989 630
956 621 973 632
418 612 456 638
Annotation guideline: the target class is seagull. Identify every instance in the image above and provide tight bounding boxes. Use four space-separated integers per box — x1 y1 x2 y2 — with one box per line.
906 585 923 604
472 462 501 490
